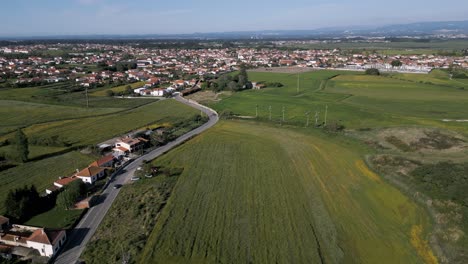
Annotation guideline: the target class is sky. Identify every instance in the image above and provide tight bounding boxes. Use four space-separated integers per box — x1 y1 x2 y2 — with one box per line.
1 0 468 36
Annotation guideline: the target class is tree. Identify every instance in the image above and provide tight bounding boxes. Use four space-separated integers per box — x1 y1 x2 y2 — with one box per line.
391 60 402 67
227 81 240 91
4 185 40 221
56 181 86 210
15 129 29 163
105 90 115 97
125 85 133 95
365 68 380 76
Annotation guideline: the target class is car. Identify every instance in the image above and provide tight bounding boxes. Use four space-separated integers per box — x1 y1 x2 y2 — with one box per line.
131 177 140 181
113 184 122 189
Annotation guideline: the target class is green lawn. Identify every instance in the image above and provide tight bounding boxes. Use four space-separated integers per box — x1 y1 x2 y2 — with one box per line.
0 151 94 214
139 121 435 264
25 208 84 229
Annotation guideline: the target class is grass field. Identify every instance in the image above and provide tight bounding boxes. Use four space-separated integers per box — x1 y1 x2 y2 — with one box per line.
0 151 94 214
0 99 199 149
139 121 434 264
25 208 84 229
81 175 179 264
90 81 145 96
209 70 468 133
0 100 122 134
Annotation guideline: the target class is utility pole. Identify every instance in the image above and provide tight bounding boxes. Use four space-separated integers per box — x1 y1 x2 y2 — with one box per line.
269 105 272 121
297 73 300 93
324 105 328 126
282 106 285 122
305 111 311 127
315 111 320 127
85 87 89 108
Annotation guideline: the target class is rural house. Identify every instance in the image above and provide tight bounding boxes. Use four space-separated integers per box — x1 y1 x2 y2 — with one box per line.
75 166 106 184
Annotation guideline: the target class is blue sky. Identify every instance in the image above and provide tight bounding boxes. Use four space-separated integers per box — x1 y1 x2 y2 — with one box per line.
1 0 468 36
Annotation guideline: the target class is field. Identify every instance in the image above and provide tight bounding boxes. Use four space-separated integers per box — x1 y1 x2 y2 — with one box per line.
0 151 94 214
1 99 199 149
25 208 85 229
210 70 468 132
81 175 179 264
90 81 145 96
139 121 434 264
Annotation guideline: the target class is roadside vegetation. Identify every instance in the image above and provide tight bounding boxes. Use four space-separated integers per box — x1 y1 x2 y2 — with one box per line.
81 175 179 264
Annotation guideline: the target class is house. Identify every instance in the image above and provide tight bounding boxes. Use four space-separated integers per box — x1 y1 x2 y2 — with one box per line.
26 228 66 257
150 88 165 97
75 166 106 184
115 137 142 153
0 223 66 258
90 154 115 168
45 175 81 194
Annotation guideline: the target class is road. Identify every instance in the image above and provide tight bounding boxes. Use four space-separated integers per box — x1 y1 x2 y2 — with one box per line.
53 96 218 264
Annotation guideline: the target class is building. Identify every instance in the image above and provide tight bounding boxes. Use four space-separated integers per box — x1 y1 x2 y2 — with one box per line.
26 228 66 257
0 221 66 258
75 166 106 184
114 137 142 153
90 154 115 168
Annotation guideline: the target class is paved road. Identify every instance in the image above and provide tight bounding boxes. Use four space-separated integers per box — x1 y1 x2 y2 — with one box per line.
53 96 218 264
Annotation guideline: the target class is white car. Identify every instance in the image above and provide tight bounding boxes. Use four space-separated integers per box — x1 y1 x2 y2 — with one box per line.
131 177 140 181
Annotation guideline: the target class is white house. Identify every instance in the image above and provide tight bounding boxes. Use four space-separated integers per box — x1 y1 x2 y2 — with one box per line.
26 228 66 257
115 137 142 153
150 88 165 97
75 166 106 184
133 87 146 94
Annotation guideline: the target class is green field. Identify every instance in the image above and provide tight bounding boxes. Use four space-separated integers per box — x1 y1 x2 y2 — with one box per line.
210 70 468 132
0 151 94 214
1 99 199 148
25 208 84 229
90 81 145 96
82 175 179 264
0 100 122 134
139 121 435 264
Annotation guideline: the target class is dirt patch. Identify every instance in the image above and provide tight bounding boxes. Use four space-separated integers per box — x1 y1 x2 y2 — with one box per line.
377 128 467 154
371 154 421 176
185 90 232 103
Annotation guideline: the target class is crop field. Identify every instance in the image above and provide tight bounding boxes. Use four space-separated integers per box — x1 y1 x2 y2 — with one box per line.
0 99 199 149
0 100 122 134
0 151 94 214
139 121 434 264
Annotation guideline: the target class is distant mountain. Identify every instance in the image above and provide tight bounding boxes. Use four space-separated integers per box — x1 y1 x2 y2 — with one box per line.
2 20 468 40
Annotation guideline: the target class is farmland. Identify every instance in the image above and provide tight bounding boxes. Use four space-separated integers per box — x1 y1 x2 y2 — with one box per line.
211 70 468 132
139 121 434 264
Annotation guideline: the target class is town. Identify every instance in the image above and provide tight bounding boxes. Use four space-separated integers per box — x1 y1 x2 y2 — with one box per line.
1 42 468 97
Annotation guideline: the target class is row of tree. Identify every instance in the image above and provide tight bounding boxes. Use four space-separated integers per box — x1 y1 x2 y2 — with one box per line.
206 64 253 92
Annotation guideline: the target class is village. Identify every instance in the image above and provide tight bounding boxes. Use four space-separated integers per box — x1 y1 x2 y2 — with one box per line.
0 120 195 261
1 43 468 91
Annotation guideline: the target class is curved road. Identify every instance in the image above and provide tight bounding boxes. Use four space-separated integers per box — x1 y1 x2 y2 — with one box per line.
54 96 218 264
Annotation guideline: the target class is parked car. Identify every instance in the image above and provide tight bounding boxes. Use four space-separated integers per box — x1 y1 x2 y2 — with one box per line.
113 184 122 189
131 177 140 181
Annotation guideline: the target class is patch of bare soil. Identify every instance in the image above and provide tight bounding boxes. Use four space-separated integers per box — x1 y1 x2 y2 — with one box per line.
371 154 421 176
377 128 467 153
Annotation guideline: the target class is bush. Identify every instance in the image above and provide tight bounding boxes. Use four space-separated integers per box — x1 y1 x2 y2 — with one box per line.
105 90 115 97
365 68 380 75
